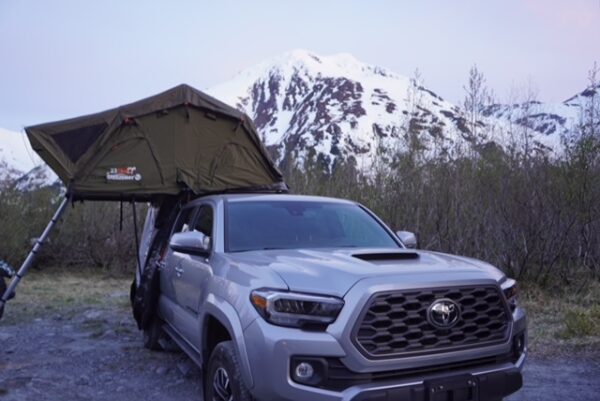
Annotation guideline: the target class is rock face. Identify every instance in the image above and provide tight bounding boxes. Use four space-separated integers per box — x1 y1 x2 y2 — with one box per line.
209 50 597 168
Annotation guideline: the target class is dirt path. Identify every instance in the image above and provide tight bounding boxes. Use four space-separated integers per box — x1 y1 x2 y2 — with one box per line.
1 276 599 401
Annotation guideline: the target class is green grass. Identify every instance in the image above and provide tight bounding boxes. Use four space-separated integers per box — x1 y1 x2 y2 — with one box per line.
1 267 132 325
561 305 600 338
520 281 600 356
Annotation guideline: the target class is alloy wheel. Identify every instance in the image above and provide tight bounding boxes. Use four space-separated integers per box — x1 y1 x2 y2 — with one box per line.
212 367 233 401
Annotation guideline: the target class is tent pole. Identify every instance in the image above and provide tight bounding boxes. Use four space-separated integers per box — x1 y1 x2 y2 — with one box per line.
0 195 70 320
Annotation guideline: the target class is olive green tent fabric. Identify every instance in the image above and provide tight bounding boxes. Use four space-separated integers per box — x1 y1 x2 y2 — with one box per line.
25 84 286 200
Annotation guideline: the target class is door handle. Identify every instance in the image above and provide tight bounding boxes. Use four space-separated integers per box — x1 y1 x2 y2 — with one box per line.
175 266 184 277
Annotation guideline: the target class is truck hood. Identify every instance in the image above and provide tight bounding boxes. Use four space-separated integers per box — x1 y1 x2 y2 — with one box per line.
226 248 505 298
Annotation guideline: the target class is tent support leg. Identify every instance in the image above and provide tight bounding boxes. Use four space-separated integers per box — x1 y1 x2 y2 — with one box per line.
0 196 70 320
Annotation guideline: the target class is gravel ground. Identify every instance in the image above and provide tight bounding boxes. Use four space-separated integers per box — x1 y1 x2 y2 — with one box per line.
507 356 600 401
1 289 599 401
0 303 201 401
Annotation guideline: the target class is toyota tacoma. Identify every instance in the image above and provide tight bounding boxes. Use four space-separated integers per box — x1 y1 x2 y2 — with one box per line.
132 193 526 401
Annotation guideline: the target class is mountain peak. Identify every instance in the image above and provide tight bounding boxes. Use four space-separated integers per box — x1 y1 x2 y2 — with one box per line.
217 50 401 94
209 50 460 164
283 48 323 63
564 82 599 105
280 49 364 70
209 50 581 167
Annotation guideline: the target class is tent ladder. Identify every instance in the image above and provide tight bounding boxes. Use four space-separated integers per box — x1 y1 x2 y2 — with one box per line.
0 196 70 320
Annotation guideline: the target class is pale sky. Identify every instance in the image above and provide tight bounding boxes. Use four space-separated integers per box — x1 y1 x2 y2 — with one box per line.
1 0 599 131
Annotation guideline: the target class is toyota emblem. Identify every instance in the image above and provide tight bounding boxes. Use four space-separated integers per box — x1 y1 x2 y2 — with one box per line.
427 298 461 329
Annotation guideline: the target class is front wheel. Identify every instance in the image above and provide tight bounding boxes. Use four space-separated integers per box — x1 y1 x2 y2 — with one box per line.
204 341 252 401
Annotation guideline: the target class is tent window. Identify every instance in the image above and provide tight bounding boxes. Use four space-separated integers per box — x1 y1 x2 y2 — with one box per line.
51 122 108 163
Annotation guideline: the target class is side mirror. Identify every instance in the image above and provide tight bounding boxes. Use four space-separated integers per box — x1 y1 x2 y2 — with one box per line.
396 231 418 249
170 231 211 255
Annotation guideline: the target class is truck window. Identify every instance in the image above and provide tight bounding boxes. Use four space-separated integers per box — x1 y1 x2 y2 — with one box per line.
226 201 399 252
194 205 213 237
173 207 195 233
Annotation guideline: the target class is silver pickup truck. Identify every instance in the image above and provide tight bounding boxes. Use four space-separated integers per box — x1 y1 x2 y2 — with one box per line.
133 193 526 401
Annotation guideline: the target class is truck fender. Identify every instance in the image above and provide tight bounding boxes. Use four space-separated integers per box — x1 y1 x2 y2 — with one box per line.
202 294 254 389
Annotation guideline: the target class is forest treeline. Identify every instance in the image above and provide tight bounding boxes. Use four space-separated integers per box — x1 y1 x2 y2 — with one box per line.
0 66 598 289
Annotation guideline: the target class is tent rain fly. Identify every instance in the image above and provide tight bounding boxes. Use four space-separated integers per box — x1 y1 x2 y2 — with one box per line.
25 83 286 201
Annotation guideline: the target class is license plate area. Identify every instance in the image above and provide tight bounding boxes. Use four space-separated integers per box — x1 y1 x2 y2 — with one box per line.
425 374 479 401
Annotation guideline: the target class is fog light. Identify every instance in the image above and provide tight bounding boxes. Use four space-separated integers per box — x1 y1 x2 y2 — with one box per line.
291 357 327 387
294 362 314 381
513 332 525 355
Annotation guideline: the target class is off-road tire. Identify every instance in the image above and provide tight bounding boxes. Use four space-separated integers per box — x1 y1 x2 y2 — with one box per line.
142 315 164 351
0 277 12 301
132 254 161 330
0 277 6 299
205 341 253 401
129 278 136 306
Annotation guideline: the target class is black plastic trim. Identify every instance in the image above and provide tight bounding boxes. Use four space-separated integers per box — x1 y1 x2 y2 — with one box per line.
351 284 513 360
293 351 519 393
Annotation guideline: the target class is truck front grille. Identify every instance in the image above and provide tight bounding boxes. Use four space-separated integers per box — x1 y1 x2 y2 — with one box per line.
353 286 511 358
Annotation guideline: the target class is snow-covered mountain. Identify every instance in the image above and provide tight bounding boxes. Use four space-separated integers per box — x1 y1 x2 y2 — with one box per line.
0 127 58 188
483 84 599 138
1 50 596 188
209 50 473 167
209 50 594 167
0 127 40 173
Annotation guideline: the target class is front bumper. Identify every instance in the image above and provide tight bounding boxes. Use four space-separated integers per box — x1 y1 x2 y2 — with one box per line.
349 361 524 401
243 315 526 401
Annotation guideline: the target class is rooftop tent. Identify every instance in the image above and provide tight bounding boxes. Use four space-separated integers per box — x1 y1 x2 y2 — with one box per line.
0 84 287 320
25 84 286 201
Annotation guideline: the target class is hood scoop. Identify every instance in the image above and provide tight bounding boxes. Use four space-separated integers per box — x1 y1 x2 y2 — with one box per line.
352 252 419 263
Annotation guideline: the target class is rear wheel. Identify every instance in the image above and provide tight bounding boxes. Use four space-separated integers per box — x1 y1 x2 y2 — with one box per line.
0 277 12 300
204 341 252 401
142 315 164 351
129 278 136 307
132 253 161 330
0 277 6 299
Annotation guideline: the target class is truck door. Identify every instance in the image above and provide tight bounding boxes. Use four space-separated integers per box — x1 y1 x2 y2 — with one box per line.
173 204 214 349
160 206 197 327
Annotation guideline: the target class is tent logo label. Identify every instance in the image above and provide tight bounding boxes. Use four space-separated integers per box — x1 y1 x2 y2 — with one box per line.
106 167 142 182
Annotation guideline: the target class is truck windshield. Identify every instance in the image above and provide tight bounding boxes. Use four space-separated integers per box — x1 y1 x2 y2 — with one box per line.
226 200 400 252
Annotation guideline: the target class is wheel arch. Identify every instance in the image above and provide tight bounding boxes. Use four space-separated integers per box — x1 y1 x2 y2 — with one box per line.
201 294 254 389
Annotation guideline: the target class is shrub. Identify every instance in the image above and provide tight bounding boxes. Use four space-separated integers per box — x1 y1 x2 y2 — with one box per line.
561 308 599 339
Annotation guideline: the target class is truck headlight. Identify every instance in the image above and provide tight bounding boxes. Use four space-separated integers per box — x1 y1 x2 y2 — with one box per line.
501 278 518 312
250 289 344 329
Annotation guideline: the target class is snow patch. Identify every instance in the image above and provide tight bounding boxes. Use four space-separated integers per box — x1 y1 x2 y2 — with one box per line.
0 127 58 188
